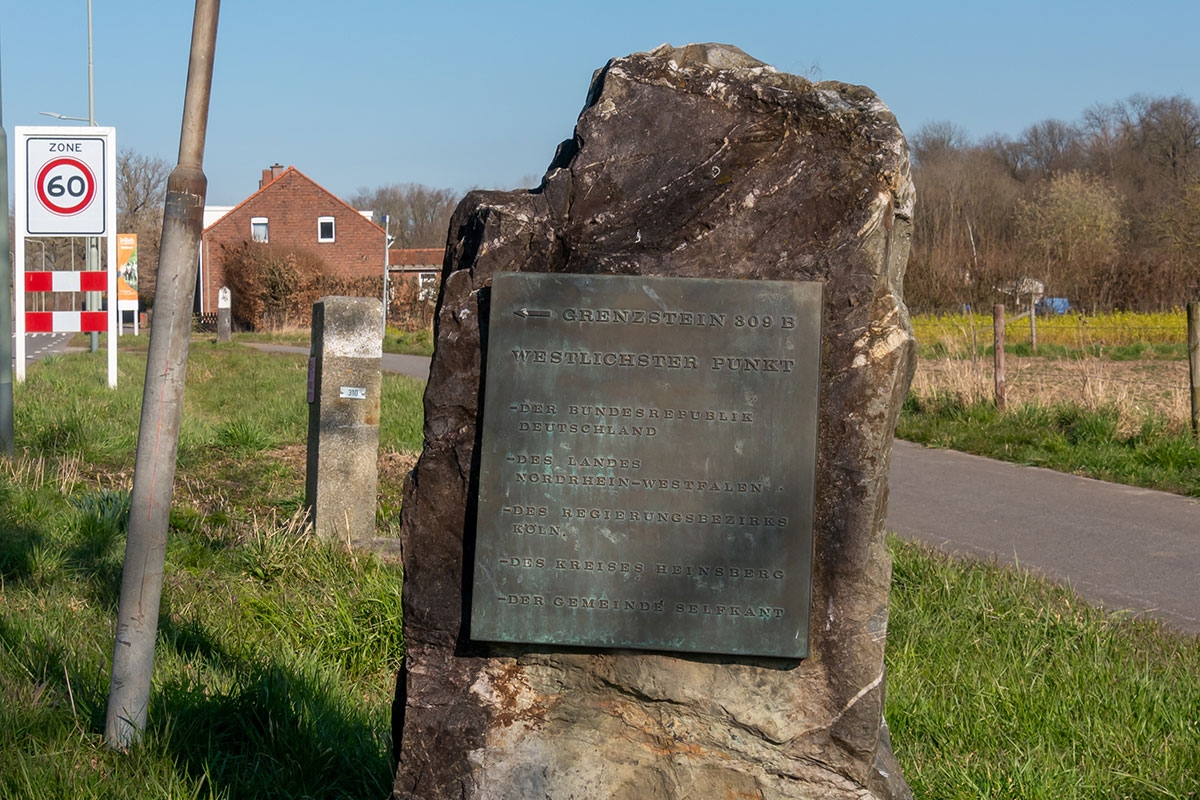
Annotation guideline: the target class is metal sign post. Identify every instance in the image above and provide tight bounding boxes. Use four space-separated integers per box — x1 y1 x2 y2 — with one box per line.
13 126 118 387
0 58 14 456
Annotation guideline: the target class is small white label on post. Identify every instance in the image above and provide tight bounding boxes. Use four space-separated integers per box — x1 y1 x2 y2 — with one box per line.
340 386 367 400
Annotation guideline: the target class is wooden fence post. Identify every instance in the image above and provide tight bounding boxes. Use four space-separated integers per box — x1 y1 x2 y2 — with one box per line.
994 303 1006 411
1188 301 1199 437
1029 297 1037 352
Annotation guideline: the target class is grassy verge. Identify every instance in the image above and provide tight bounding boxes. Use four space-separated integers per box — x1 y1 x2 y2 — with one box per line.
898 394 1200 497
1 345 422 798
385 327 434 357
886 536 1200 799
220 325 434 357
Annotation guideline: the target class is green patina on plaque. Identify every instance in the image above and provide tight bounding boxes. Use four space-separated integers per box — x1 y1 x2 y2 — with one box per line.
471 272 822 658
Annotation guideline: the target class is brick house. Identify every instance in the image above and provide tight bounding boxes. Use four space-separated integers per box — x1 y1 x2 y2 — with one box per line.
198 164 386 314
389 247 444 294
385 247 445 329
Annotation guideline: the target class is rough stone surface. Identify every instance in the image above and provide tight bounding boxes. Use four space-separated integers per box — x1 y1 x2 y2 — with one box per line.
305 296 383 541
393 43 916 799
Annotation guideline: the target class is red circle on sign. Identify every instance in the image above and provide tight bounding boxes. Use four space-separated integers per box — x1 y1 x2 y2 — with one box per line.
35 157 97 216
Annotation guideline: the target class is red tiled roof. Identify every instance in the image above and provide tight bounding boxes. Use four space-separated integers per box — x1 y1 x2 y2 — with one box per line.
204 165 386 235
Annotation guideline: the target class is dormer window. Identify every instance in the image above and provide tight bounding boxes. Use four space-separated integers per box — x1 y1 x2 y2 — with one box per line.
318 216 336 243
251 217 269 243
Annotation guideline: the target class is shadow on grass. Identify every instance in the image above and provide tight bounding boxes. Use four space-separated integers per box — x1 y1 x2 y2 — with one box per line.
1 493 395 800
153 637 396 799
1 609 394 799
0 521 42 584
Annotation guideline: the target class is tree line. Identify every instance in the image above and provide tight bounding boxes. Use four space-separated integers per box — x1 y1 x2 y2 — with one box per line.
908 94 1200 313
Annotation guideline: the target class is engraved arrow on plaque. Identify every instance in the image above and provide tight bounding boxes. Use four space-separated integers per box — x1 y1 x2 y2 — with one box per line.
514 308 553 319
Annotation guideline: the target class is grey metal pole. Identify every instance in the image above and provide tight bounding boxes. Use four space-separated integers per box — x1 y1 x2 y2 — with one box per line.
87 238 100 352
105 0 220 749
382 214 390 339
87 0 99 352
0 48 15 457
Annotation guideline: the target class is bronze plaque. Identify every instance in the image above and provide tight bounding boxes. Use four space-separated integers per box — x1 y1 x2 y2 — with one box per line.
471 272 822 658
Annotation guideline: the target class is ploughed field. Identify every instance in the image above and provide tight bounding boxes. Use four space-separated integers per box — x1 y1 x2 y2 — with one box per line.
911 354 1191 427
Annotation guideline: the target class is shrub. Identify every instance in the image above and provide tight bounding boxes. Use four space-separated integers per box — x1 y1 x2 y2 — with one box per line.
388 275 437 332
221 242 383 331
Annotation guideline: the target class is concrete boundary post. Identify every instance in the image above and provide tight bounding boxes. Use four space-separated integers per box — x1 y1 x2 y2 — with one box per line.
305 296 383 542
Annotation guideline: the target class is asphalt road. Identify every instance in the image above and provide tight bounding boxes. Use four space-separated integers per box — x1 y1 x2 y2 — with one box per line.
887 440 1200 635
11 332 73 366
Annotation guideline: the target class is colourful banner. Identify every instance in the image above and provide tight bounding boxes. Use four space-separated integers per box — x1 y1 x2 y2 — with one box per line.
117 233 138 307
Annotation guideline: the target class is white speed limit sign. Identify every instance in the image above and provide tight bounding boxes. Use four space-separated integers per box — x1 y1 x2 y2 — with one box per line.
19 128 114 236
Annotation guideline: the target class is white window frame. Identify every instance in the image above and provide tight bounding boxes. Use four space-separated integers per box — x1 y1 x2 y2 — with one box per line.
251 217 269 243
318 216 336 243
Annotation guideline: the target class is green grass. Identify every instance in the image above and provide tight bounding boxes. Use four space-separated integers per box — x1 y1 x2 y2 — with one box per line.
1 495 404 798
886 536 1200 799
898 394 1200 497
0 344 420 798
386 326 434 357
229 325 435 357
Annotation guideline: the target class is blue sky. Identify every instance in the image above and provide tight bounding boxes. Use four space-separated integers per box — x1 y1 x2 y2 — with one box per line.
3 1 1199 206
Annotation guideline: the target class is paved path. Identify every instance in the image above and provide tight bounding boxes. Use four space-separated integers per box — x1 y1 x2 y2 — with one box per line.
244 343 1200 635
887 440 1200 634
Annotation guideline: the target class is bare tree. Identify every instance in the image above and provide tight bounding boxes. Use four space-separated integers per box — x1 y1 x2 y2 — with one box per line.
346 183 461 248
1130 94 1200 183
116 149 171 305
909 121 969 167
907 123 1023 311
1013 119 1083 180
1156 179 1200 251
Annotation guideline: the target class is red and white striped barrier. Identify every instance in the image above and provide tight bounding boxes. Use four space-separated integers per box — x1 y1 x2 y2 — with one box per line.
23 271 111 332
25 311 109 333
25 270 108 293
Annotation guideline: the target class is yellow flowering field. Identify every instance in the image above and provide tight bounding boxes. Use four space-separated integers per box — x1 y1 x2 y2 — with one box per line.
911 310 1188 356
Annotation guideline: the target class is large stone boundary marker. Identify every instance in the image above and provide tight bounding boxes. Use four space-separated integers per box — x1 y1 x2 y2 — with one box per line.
393 43 916 799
